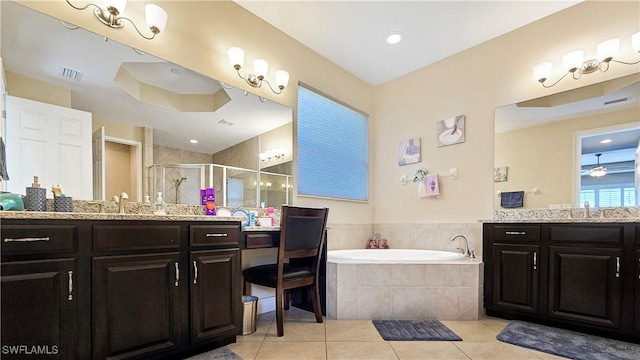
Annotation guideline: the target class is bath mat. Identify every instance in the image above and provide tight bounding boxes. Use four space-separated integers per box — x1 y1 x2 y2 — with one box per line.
497 320 640 360
185 347 242 360
372 320 462 341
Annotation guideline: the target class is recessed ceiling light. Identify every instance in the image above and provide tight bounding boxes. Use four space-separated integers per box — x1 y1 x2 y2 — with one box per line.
190 139 198 144
386 32 402 45
600 139 612 144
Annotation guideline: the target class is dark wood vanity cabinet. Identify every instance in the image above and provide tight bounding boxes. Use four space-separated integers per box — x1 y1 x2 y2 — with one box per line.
1 258 77 360
1 223 79 359
190 250 241 344
92 253 181 359
1 219 242 360
492 243 539 314
484 222 639 342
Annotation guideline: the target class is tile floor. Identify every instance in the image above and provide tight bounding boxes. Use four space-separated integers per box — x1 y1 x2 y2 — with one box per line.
220 307 568 360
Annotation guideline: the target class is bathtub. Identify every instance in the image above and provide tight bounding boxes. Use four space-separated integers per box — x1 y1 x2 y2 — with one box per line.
327 249 466 264
326 248 483 321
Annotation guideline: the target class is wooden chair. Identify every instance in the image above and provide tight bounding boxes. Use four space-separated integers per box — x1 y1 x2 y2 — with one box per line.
242 205 329 337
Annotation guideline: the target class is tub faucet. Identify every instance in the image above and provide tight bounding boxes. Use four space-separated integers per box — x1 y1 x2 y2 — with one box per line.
450 234 473 258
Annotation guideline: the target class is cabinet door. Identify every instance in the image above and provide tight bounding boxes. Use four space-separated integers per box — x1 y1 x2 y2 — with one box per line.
1 258 76 360
492 244 539 313
636 250 640 334
548 246 622 328
190 249 241 343
92 253 180 359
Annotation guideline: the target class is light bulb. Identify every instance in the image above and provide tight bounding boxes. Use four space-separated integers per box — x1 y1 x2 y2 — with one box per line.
533 62 552 82
253 59 269 78
228 47 245 69
596 38 619 61
145 4 168 33
563 50 584 72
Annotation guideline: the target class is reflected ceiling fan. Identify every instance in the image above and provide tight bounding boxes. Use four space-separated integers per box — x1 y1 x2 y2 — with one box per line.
580 153 636 177
588 153 607 177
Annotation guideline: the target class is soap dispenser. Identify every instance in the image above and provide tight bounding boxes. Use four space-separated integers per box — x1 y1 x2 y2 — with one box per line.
154 192 166 215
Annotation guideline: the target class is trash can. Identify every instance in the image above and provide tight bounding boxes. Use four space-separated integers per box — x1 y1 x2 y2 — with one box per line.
242 295 258 335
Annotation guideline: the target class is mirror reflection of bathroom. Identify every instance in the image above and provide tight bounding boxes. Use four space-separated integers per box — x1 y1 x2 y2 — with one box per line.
578 124 639 207
494 74 640 209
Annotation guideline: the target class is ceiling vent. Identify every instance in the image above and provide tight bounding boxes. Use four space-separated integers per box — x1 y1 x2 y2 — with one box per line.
61 67 83 81
603 97 629 106
218 119 234 126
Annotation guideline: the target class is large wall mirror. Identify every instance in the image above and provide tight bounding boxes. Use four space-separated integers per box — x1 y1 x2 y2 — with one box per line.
1 1 293 209
495 73 639 210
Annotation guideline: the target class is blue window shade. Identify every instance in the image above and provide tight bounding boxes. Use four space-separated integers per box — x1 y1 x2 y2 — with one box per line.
297 85 369 201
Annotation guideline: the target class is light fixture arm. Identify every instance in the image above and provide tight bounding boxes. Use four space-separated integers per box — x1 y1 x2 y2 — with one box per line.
539 71 570 88
115 15 159 40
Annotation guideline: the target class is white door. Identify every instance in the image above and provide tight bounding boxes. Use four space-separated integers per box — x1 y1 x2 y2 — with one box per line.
4 95 92 199
93 126 105 200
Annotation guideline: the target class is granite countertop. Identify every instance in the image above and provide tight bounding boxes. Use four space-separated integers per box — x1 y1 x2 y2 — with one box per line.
0 211 243 222
484 207 640 223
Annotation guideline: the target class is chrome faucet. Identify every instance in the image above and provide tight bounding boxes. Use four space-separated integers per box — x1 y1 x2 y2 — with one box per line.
113 192 129 214
450 234 474 258
583 201 590 218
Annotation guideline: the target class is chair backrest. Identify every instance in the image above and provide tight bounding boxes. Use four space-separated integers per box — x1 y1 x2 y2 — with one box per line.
277 206 329 268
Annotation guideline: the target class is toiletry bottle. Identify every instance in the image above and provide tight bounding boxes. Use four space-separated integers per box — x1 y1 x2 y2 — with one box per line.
205 187 216 215
154 192 166 215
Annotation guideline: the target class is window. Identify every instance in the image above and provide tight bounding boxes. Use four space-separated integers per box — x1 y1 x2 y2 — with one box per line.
579 185 636 207
297 84 369 201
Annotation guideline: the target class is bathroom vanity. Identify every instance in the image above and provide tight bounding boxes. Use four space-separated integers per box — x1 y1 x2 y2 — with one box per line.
0 213 242 359
483 220 640 342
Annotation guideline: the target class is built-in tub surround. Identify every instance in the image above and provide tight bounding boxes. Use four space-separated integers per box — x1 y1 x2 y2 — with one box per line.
326 252 483 320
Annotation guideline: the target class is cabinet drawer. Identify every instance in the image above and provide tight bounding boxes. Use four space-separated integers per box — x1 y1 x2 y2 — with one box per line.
190 224 240 247
1 225 77 255
93 224 181 251
636 225 640 246
245 232 278 249
493 225 540 242
549 225 623 244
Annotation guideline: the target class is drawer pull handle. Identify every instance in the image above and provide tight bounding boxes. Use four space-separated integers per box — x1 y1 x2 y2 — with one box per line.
533 252 537 270
193 261 198 284
638 258 640 280
68 271 73 301
3 237 50 243
174 262 179 287
615 257 620 278
206 233 228 237
505 231 525 235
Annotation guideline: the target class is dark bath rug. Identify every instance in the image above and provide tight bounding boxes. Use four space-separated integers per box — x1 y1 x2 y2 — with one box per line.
184 347 242 360
497 320 640 360
372 319 462 341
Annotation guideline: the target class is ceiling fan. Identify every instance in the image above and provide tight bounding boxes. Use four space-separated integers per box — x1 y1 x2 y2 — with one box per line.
588 154 608 177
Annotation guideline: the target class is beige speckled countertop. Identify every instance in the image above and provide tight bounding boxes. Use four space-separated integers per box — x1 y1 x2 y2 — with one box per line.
484 207 640 223
0 211 243 222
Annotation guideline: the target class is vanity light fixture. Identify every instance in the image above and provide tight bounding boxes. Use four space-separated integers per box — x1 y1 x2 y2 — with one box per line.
259 148 286 164
65 0 168 40
534 32 640 88
228 47 289 95
589 153 608 178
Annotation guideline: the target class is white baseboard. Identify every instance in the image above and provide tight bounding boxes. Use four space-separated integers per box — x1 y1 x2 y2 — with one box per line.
257 296 275 314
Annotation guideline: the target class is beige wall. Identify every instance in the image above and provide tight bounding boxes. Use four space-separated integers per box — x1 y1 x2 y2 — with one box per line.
5 70 70 107
494 107 638 209
15 0 640 226
105 141 133 200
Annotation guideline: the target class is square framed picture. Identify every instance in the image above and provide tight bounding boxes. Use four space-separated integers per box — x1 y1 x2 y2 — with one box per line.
398 138 421 166
494 166 508 182
436 115 465 147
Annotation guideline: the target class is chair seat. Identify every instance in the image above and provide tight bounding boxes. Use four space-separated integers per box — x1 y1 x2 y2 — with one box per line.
242 264 312 285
